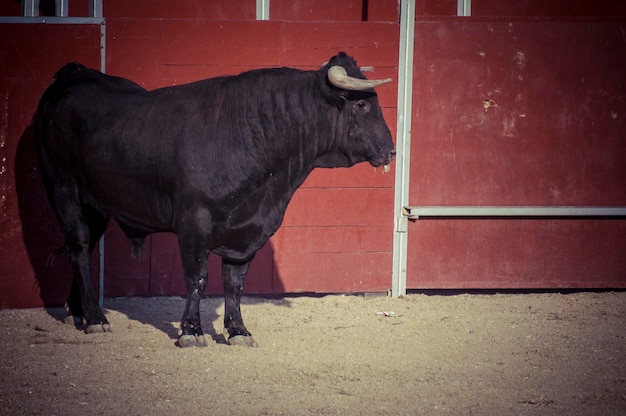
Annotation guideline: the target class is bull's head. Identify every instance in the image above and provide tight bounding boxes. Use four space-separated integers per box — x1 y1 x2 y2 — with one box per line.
314 52 396 172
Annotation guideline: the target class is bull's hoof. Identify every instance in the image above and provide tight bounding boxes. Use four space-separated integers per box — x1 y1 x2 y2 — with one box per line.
228 335 258 348
65 315 84 327
85 324 112 334
177 334 209 348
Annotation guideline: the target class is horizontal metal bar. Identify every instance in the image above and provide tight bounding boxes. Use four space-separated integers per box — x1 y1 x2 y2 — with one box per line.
0 16 104 24
403 206 626 219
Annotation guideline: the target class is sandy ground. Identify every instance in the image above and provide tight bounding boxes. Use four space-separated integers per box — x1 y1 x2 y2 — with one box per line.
0 291 625 415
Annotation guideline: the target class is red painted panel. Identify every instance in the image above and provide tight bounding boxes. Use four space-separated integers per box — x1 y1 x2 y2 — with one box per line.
268 0 413 22
0 2 21 15
407 19 626 289
407 219 626 289
0 24 102 308
367 0 400 22
281 21 399 68
273 226 392 254
106 19 161 89
274 251 392 293
410 20 626 206
473 0 626 17
282 188 394 227
302 161 395 190
415 0 457 16
272 0 364 21
104 0 255 19
156 20 284 68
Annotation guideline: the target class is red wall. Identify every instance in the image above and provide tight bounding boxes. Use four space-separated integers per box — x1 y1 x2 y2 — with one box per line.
0 24 102 308
407 19 626 288
2 1 625 309
102 18 398 297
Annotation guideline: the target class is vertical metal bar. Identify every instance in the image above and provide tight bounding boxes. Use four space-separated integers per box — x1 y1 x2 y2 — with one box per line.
22 0 39 16
256 0 270 20
457 0 471 16
99 236 105 307
56 0 69 17
89 0 103 18
98 19 106 308
391 0 415 298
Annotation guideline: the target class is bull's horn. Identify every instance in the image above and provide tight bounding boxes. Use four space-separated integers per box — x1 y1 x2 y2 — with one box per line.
327 66 392 91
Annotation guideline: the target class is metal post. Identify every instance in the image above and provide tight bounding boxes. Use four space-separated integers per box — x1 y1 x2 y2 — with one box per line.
256 0 270 20
391 0 415 298
89 0 103 18
98 11 106 307
457 0 471 17
56 0 68 17
22 0 39 16
403 206 626 219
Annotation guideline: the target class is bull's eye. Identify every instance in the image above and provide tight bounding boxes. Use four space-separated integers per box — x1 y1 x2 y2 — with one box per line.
355 100 371 113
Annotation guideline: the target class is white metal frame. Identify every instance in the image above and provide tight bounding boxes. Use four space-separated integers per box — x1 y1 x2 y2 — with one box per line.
457 0 472 17
256 0 270 20
389 0 626 297
404 206 626 219
391 0 416 298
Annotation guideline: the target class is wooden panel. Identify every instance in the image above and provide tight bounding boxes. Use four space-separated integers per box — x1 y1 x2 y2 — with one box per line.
103 18 399 296
270 0 411 22
273 226 392 254
271 0 364 21
415 0 457 16
104 0 255 19
407 219 626 289
281 21 399 69
410 20 626 206
0 24 102 308
106 19 161 89
407 19 626 289
274 251 392 293
282 188 394 227
473 0 626 17
367 0 400 21
156 20 284 68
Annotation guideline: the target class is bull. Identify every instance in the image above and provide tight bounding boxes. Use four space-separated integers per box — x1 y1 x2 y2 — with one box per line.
33 52 395 347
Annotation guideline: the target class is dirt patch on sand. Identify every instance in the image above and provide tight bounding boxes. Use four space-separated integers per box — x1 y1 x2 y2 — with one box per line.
1 292 625 415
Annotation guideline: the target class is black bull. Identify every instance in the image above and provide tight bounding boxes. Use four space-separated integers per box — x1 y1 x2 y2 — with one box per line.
33 52 396 347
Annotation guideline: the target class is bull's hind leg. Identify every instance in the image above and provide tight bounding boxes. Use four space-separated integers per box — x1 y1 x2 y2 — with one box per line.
65 207 109 332
222 259 258 347
57 202 110 333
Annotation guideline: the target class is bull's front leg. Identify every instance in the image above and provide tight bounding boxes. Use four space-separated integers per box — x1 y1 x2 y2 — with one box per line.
177 230 210 348
177 272 209 348
222 258 258 347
